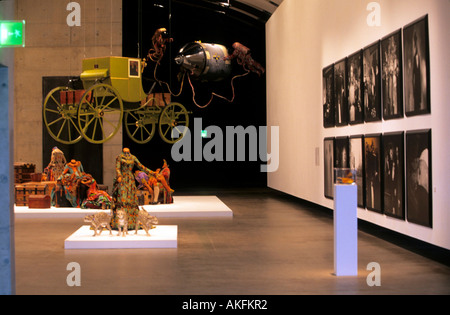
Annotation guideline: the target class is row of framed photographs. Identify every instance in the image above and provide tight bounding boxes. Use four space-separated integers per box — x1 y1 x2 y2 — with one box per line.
324 129 432 228
323 15 430 128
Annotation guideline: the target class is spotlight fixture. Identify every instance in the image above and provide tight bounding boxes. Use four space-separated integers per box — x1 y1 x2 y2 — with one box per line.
219 0 230 8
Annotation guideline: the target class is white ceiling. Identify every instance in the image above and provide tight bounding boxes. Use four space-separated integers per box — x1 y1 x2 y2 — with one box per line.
173 0 284 24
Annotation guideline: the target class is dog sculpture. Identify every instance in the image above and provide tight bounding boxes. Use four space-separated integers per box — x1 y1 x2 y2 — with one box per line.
116 209 128 237
135 209 159 236
84 211 112 236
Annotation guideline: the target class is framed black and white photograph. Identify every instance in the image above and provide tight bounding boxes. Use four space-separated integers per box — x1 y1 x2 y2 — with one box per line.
334 58 348 126
406 129 432 228
381 29 403 120
383 132 404 219
324 137 335 199
350 135 365 208
364 134 382 212
334 136 349 170
363 41 381 122
403 15 430 117
323 64 335 128
347 50 364 125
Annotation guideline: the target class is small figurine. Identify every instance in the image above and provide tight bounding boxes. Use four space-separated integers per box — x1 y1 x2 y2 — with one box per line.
135 209 159 236
340 177 355 184
84 211 113 237
336 169 356 185
116 209 128 237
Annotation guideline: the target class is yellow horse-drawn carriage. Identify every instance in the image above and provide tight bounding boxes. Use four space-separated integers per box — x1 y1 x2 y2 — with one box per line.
43 56 190 145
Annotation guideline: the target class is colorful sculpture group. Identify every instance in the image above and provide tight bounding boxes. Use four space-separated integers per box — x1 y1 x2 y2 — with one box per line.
39 29 265 237
45 147 172 236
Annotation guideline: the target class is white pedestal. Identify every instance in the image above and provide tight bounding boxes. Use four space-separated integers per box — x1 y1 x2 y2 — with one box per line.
333 184 358 276
64 225 178 249
15 196 233 219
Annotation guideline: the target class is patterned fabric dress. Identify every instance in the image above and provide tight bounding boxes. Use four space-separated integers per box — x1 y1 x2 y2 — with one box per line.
81 174 112 209
111 150 152 229
57 160 85 207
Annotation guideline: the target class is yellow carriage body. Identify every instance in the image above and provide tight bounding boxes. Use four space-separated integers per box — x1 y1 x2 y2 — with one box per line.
43 56 189 145
81 56 146 104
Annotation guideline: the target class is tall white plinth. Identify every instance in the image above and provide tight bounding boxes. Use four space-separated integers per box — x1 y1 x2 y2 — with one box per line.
334 184 358 276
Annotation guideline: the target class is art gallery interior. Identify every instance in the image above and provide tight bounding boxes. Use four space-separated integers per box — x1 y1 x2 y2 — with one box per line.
0 0 449 296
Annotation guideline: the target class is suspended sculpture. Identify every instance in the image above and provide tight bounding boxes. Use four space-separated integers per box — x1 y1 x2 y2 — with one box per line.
144 28 265 108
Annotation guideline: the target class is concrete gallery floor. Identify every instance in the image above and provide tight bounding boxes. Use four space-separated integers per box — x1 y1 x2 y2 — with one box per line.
14 188 450 295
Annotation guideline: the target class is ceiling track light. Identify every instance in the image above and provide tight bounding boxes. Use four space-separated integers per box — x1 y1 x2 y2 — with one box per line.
219 0 230 8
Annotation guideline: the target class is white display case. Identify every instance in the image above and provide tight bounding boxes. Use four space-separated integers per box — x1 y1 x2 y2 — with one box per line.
334 168 357 185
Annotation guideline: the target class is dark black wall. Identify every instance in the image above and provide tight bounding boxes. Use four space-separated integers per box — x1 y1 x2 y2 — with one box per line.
122 0 267 190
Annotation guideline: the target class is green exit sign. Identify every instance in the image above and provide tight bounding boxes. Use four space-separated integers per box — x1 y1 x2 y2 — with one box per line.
0 20 25 47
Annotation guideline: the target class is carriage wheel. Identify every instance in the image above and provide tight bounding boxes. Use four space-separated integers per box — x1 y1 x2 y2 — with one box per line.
158 102 190 144
124 108 157 144
77 83 123 144
43 87 83 145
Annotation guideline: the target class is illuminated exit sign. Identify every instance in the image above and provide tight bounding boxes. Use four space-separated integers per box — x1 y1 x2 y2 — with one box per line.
0 20 25 47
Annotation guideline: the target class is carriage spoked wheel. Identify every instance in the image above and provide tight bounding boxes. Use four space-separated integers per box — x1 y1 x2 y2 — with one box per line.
77 83 123 144
43 87 83 145
159 102 190 144
124 107 158 144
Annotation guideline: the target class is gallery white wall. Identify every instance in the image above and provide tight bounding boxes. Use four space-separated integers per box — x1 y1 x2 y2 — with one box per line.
266 0 450 250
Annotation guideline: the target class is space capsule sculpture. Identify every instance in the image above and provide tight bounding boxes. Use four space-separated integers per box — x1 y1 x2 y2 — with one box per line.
175 42 232 82
146 28 265 108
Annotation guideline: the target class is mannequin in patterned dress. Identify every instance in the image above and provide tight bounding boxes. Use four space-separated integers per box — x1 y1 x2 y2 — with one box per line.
44 147 67 181
57 159 85 207
111 148 155 229
134 159 174 204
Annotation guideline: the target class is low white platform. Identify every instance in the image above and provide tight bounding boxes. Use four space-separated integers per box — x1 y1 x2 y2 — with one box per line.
64 225 177 249
14 206 106 219
141 196 233 218
15 195 233 219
